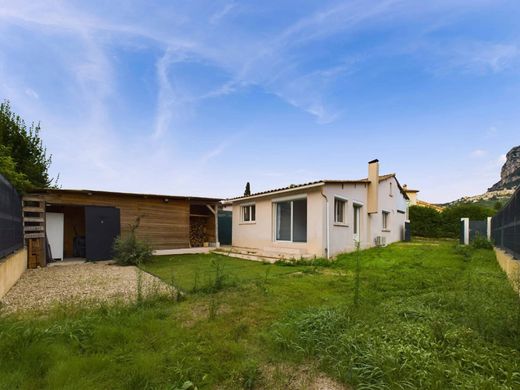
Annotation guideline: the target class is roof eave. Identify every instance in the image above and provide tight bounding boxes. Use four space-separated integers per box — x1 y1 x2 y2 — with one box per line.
224 182 326 203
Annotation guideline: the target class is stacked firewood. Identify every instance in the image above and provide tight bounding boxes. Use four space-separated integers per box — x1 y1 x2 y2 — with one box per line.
190 220 206 247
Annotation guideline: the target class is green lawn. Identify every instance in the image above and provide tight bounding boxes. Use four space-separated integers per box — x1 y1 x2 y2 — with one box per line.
1 240 520 389
140 252 311 293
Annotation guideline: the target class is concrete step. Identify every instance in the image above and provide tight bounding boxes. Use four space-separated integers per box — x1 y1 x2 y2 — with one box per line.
212 249 279 263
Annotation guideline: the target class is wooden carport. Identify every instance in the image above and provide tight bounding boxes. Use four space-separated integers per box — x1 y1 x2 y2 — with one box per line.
23 189 222 267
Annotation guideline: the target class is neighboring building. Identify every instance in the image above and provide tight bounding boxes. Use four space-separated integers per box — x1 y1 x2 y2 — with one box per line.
403 185 419 206
403 185 444 212
25 188 221 264
224 160 409 259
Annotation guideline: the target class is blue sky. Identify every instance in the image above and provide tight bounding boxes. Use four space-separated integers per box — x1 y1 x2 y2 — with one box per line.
0 0 519 203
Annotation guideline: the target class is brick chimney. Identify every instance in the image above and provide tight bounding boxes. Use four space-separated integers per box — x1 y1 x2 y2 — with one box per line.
367 159 379 214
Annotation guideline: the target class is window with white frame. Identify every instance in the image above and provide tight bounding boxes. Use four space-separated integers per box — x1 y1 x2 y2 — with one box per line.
275 198 307 242
334 197 346 224
241 204 256 222
382 211 390 230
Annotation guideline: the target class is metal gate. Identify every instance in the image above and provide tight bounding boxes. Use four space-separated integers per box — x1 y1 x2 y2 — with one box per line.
460 218 489 245
469 220 487 241
85 206 121 261
403 221 411 242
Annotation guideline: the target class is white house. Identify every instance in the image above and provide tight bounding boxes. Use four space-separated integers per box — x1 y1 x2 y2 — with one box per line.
224 160 409 259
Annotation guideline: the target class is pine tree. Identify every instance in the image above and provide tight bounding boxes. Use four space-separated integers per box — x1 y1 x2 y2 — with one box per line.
244 182 251 196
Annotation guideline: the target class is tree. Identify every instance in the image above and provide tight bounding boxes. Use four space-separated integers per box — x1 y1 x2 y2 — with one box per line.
244 182 251 196
0 145 31 190
494 201 503 211
0 100 56 191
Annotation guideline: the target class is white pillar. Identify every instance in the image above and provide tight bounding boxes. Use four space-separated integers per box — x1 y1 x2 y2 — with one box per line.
215 205 220 248
487 217 492 240
461 218 469 245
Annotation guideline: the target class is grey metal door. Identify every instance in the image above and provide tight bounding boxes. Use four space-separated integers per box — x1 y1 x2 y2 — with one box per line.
85 206 121 261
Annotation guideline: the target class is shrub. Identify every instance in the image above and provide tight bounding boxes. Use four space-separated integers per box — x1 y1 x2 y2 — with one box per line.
113 217 153 265
471 234 493 250
409 205 443 237
409 204 495 239
441 204 494 238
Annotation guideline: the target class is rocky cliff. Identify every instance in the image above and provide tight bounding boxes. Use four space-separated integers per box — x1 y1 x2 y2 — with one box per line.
443 145 519 207
488 145 520 191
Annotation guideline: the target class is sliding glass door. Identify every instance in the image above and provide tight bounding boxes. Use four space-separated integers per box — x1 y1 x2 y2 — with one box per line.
275 198 307 242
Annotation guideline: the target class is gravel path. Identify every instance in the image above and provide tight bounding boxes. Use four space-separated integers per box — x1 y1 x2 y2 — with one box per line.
0 262 174 314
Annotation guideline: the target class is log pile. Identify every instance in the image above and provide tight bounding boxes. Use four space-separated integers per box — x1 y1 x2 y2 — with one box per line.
190 218 207 247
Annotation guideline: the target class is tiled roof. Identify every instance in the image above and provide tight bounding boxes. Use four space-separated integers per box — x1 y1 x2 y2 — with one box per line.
226 173 403 202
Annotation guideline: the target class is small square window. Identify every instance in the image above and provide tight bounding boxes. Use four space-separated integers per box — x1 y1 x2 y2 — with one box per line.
382 211 390 230
241 204 256 222
334 198 346 224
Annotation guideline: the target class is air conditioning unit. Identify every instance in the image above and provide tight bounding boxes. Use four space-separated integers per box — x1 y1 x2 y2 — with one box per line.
375 236 387 247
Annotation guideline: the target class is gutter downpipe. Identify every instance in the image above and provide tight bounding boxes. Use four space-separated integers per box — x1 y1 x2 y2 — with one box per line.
321 191 330 259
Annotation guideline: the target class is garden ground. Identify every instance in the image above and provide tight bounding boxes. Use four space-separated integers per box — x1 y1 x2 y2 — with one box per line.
1 239 519 389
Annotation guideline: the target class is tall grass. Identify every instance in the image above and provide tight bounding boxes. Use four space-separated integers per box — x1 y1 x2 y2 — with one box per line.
270 244 520 389
2 241 519 389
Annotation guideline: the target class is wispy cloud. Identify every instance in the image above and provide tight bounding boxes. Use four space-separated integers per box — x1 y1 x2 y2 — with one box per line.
471 149 487 158
0 0 517 200
209 2 237 25
154 48 177 139
199 141 229 164
486 126 498 137
24 88 38 99
447 42 519 74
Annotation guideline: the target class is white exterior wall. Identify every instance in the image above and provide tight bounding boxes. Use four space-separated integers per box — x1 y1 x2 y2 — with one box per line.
231 187 326 258
323 182 370 256
369 177 407 247
230 177 408 259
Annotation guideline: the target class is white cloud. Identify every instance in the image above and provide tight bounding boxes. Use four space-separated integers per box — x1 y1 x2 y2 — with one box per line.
24 88 39 99
199 141 229 164
428 41 520 75
0 0 516 199
154 48 177 139
471 149 487 158
486 126 497 137
209 2 237 25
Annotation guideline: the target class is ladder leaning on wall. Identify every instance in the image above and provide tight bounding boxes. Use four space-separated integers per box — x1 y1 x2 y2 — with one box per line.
22 196 46 268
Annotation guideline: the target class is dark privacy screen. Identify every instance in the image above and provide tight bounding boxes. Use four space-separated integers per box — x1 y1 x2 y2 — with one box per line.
0 174 23 259
492 187 520 260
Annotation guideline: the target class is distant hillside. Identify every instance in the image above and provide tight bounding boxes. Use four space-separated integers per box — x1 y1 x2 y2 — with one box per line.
442 189 513 209
443 145 519 209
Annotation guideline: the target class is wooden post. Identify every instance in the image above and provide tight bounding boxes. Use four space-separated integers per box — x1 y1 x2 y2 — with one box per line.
206 204 220 248
215 203 219 248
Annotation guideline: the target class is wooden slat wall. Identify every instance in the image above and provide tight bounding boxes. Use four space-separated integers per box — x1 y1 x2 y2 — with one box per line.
37 192 191 250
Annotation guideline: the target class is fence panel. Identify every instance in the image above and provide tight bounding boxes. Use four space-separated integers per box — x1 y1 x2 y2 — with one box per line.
492 186 520 259
0 173 23 259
